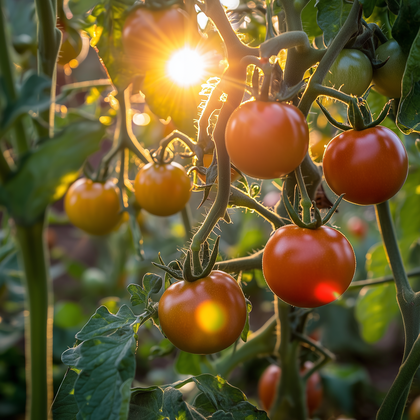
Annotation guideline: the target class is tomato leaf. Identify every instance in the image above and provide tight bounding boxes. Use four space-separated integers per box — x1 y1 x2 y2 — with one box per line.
301 0 323 41
76 305 138 341
315 0 353 46
359 0 377 18
61 325 136 420
175 351 202 376
0 120 105 225
0 72 51 136
128 388 165 420
162 387 207 419
397 28 420 134
391 0 420 54
127 273 163 308
51 369 79 420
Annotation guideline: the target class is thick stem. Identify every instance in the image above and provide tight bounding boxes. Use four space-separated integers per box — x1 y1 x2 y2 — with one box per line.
16 218 53 420
215 249 263 273
349 267 420 289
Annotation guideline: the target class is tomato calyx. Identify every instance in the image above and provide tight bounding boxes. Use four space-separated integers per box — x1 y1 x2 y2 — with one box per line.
153 236 221 282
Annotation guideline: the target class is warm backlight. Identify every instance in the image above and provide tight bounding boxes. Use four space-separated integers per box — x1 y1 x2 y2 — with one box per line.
314 283 341 304
166 48 205 86
195 301 226 333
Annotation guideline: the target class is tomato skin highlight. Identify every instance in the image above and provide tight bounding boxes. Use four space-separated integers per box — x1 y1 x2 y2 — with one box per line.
158 270 247 354
258 363 323 415
373 40 407 98
323 126 408 205
225 101 309 180
324 49 373 96
262 225 355 308
64 178 121 235
122 7 191 72
134 161 191 217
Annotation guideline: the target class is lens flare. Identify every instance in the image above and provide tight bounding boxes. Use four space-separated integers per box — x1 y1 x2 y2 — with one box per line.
314 283 341 304
167 48 205 86
195 300 226 333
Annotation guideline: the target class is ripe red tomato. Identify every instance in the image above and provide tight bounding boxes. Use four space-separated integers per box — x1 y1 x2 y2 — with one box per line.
323 49 372 96
158 270 247 354
262 225 355 308
122 6 194 72
373 40 407 98
196 154 241 184
346 216 368 240
323 126 408 205
225 101 309 179
64 178 121 235
134 161 191 217
258 363 323 414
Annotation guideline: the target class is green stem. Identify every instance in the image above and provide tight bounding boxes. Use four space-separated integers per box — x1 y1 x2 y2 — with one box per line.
181 205 193 241
0 0 29 154
213 314 277 377
16 218 53 420
312 83 353 104
349 267 420 289
215 249 264 273
294 165 311 224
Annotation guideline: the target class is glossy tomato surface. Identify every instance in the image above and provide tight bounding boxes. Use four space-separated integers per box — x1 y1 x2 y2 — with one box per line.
258 363 323 415
158 270 247 354
373 40 407 98
262 225 355 308
134 161 191 216
197 153 241 184
323 126 408 205
225 101 309 179
64 178 121 235
324 49 372 96
122 6 192 72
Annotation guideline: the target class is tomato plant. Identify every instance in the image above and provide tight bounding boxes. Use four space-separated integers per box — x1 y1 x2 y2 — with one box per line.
158 270 247 354
64 178 121 235
258 363 323 415
372 40 408 98
225 101 309 179
324 49 372 96
122 6 193 73
134 161 191 216
197 153 241 184
56 19 83 66
262 225 356 308
323 126 408 205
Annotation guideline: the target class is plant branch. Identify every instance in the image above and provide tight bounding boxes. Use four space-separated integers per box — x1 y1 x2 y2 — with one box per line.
349 267 420 289
215 249 264 273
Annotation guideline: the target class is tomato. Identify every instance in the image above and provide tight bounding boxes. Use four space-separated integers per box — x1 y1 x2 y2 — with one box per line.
158 270 247 354
225 101 309 179
409 396 420 420
134 161 191 216
196 154 242 184
64 178 121 235
323 126 408 205
258 363 323 415
346 216 368 240
122 6 194 72
324 49 372 96
56 20 83 66
372 40 408 98
262 225 355 308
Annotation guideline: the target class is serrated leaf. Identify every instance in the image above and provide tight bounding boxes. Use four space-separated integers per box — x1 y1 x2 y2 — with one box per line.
76 305 137 341
143 273 163 295
0 72 51 135
397 28 420 134
316 0 353 46
0 120 105 225
355 283 399 343
175 351 202 376
62 325 137 420
162 387 207 420
127 283 148 307
51 369 79 420
128 388 165 420
392 0 420 54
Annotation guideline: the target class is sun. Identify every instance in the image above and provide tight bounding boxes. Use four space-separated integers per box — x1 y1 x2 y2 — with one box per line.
166 48 205 87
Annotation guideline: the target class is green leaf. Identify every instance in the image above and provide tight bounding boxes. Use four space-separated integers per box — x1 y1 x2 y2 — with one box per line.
302 0 323 40
0 72 51 135
128 388 165 420
128 273 162 307
397 28 420 134
62 325 137 420
143 273 163 295
359 0 377 18
162 387 207 420
76 305 138 341
68 0 103 15
175 351 202 376
355 283 399 343
316 0 353 46
51 369 79 420
392 0 420 54
0 120 105 225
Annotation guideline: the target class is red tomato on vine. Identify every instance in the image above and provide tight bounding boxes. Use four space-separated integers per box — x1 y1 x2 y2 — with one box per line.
158 270 247 354
262 225 355 308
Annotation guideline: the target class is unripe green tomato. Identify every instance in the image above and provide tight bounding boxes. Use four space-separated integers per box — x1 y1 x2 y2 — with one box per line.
324 49 373 96
372 40 408 98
